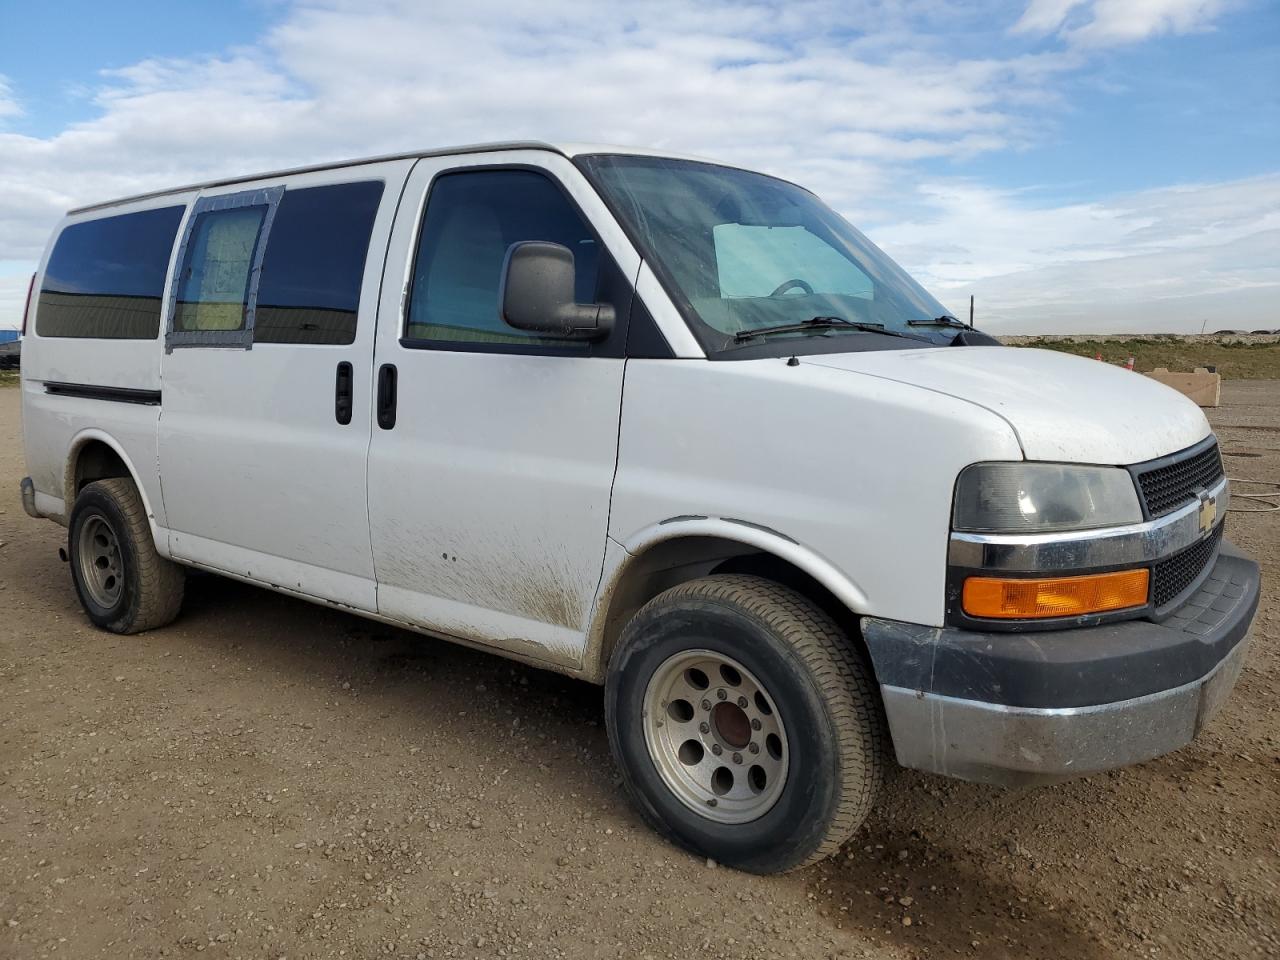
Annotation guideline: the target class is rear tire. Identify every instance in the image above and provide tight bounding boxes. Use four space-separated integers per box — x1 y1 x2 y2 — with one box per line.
605 574 885 873
68 478 185 634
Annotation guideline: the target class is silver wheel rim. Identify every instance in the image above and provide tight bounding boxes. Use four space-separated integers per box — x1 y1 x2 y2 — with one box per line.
77 514 123 609
642 649 789 824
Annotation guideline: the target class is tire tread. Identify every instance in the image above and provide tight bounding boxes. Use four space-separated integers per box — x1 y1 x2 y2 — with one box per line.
81 478 184 633
625 573 886 871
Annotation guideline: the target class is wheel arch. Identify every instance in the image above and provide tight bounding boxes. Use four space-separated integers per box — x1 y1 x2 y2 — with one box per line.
583 518 872 684
65 430 162 541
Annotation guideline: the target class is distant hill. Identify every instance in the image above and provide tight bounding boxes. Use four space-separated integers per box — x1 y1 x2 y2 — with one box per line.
1004 334 1280 379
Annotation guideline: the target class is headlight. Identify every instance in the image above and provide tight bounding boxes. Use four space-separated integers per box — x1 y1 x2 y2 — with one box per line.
953 463 1142 534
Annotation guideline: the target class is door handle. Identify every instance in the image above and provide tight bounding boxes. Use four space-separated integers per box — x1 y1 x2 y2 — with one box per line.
376 363 397 430
335 361 353 425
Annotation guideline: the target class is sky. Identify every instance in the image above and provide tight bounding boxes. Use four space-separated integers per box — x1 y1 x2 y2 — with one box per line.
0 0 1277 334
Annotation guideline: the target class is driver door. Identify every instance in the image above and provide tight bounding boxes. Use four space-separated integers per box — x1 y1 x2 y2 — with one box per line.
366 150 640 668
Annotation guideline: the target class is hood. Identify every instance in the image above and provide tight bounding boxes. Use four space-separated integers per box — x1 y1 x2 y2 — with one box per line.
802 346 1210 464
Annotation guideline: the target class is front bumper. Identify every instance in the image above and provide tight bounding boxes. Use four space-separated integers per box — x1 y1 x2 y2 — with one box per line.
863 541 1260 785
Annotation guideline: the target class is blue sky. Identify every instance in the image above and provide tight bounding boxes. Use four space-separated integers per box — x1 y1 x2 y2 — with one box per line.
1 0 1277 332
958 14 1280 192
0 1 278 138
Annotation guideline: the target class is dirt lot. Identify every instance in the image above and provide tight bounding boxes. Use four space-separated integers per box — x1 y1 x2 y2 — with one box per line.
1 381 1276 960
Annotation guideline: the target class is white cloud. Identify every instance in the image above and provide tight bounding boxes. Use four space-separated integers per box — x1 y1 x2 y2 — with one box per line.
1012 0 1237 46
0 1 1071 261
0 75 23 121
1012 0 1089 34
877 173 1280 332
0 0 1271 334
0 260 36 337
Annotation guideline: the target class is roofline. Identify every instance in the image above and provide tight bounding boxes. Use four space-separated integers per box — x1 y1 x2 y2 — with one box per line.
67 140 811 216
67 140 565 215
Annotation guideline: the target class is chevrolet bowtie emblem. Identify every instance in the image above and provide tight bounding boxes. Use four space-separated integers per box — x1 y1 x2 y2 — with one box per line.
1198 492 1218 535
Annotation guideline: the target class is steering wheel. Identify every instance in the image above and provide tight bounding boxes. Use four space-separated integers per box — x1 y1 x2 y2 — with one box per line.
769 278 814 297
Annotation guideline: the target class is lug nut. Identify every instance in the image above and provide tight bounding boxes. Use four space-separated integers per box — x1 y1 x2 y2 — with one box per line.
749 742 760 754
732 752 742 765
716 689 727 701
751 718 762 731
737 696 748 708
699 722 710 734
711 744 723 756
701 699 712 711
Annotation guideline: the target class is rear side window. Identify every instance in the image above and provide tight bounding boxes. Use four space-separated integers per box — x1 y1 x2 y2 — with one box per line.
254 181 385 345
37 206 185 339
173 205 268 333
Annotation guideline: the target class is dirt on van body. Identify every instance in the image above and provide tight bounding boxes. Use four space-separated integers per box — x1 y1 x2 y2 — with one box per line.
0 379 1277 960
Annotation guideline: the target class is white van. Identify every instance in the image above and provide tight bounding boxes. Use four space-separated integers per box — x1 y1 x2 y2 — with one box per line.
17 142 1259 873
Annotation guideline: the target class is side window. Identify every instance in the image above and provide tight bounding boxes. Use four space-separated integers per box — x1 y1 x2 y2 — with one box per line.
37 205 185 339
254 181 385 345
406 169 600 347
166 185 281 350
173 206 267 333
713 224 875 300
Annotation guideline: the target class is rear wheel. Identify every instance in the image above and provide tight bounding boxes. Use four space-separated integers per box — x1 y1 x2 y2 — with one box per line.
68 478 185 634
605 574 885 873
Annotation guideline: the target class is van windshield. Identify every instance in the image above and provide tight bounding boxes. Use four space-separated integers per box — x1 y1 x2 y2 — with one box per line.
577 154 956 356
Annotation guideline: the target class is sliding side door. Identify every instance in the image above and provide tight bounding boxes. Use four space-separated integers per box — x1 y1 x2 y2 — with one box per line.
157 161 413 610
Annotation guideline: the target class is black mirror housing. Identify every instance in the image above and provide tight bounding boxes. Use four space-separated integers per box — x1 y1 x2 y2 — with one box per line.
499 241 615 340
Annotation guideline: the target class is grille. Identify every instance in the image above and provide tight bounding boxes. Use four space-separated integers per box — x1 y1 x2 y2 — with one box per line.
1136 442 1224 517
1152 523 1223 608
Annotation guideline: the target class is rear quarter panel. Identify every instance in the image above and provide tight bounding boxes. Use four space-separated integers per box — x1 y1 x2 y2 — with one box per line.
21 194 194 530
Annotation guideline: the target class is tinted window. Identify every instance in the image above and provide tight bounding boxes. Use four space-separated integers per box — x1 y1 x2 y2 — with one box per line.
37 205 185 339
255 181 384 345
406 170 599 346
173 205 267 333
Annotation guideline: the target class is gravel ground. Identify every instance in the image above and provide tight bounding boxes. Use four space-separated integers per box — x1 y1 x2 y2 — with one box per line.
0 380 1276 960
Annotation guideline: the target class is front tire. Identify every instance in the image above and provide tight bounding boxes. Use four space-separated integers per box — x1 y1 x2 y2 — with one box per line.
605 574 885 873
68 478 185 634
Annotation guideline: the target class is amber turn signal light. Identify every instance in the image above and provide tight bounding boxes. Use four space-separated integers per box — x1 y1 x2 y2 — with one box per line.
962 569 1150 619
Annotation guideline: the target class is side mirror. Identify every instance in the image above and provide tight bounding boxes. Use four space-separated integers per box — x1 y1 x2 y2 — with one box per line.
499 241 615 340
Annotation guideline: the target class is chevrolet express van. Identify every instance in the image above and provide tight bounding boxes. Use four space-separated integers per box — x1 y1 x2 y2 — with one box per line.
18 142 1260 873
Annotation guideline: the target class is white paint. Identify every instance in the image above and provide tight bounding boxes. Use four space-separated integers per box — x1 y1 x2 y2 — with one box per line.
157 160 414 612
608 358 1023 628
18 191 195 530
365 151 632 658
18 144 1220 678
801 346 1210 463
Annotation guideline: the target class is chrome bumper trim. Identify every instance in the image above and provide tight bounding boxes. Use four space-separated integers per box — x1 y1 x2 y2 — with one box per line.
948 476 1228 572
880 634 1249 787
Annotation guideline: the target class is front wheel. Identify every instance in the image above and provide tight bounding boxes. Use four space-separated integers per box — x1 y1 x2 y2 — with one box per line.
605 574 886 873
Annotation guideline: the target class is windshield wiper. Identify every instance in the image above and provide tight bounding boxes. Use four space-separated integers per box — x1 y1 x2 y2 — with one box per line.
907 315 969 328
734 316 925 344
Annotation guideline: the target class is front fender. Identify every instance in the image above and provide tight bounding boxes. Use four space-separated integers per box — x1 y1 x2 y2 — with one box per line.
579 516 871 683
618 516 870 613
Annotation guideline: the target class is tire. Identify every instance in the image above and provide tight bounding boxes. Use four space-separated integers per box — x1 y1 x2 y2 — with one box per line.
68 477 185 634
605 574 886 873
